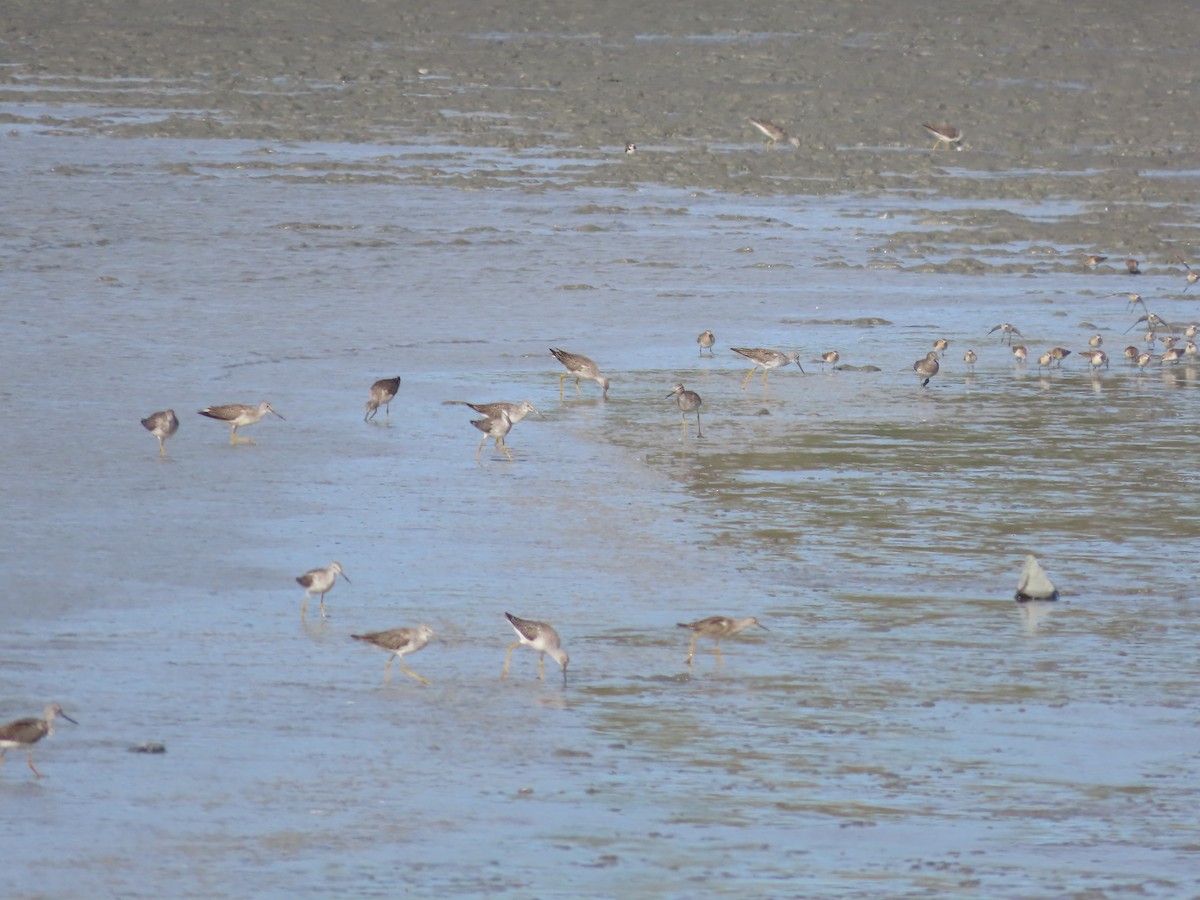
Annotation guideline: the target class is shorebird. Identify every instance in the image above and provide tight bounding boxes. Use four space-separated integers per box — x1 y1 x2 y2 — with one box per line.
697 330 715 356
198 401 284 445
749 117 800 149
296 561 348 619
730 347 804 388
444 399 541 424
0 703 76 780
1127 312 1172 334
1186 340 1198 358
988 323 1023 344
1049 347 1072 366
667 383 703 437
1111 292 1147 312
1036 350 1054 371
471 409 514 461
1089 334 1103 348
1084 255 1108 268
963 349 978 370
677 615 768 665
933 338 949 352
819 350 840 369
141 409 178 458
501 612 569 681
364 376 401 422
352 626 435 686
913 350 940 387
1080 349 1109 370
1011 345 1029 364
549 348 609 398
922 123 963 151
1186 268 1199 292
1126 258 1142 275
1160 347 1185 364
1123 345 1141 361
1135 351 1155 369
624 142 637 155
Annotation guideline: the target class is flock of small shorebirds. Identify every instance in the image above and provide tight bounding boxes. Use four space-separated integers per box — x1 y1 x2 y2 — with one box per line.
10 119 1191 779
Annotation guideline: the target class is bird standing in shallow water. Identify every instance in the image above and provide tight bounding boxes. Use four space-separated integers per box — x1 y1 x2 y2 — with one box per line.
296 561 348 619
364 376 401 422
963 349 978 370
471 409 514 461
677 616 768 666
749 117 800 149
666 383 703 437
913 351 940 387
444 399 541 425
352 626 435 685
697 330 715 356
501 612 569 680
141 409 178 458
731 347 804 388
0 702 77 780
198 401 284 445
922 123 963 151
549 348 609 399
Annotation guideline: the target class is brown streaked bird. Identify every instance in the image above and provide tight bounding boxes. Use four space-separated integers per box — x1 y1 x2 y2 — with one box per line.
1186 323 1199 339
549 347 610 398
988 322 1023 344
748 117 800 149
730 347 804 388
1160 347 1185 364
471 410 513 461
1127 312 1172 334
1036 351 1054 370
677 615 768 666
444 399 541 425
666 383 703 438
1135 351 1155 370
364 376 401 422
913 350 940 387
922 123 963 151
1126 258 1141 275
1011 345 1029 364
1084 255 1108 268
819 350 840 369
1080 349 1109 370
1049 347 1071 366
1123 345 1141 361
697 329 716 356
933 338 949 352
501 612 569 681
352 625 435 686
198 401 284 445
1088 334 1103 349
1186 340 1198 358
141 409 179 458
0 703 77 780
963 349 978 369
296 561 348 620
1162 336 1180 351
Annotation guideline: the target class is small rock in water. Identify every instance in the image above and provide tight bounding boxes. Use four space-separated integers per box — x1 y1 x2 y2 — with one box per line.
1015 555 1058 602
130 742 167 754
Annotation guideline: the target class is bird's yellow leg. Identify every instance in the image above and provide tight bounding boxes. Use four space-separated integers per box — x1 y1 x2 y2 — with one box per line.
686 634 699 665
384 656 394 685
229 427 237 446
574 376 582 394
501 641 521 677
740 367 756 389
714 642 724 664
301 597 308 619
499 438 513 461
762 370 769 387
538 653 545 680
158 438 167 458
400 662 430 686
476 435 487 460
319 595 328 619
559 373 568 398
28 752 41 779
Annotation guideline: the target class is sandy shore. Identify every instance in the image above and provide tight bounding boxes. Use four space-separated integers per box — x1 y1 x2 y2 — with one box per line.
3 0 1199 248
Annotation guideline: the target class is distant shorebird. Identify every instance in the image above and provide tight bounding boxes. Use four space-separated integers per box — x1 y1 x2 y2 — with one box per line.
1036 350 1054 370
913 350 940 387
141 409 178 458
933 338 949 352
1015 555 1058 602
549 348 609 398
471 409 514 461
1080 349 1110 370
352 626 435 686
963 349 978 370
444 399 541 425
364 376 401 422
922 123 963 151
0 703 76 780
988 323 1023 344
296 561 348 619
667 383 703 437
1126 258 1142 275
1049 347 1072 366
677 615 768 666
198 401 284 445
1011 345 1029 364
624 142 637 155
697 330 715 356
1160 347 1185 364
1183 262 1200 291
1084 254 1108 268
749 117 800 149
1127 312 1172 334
819 350 840 369
1123 345 1141 361
501 612 569 681
731 347 804 388
1089 334 1103 349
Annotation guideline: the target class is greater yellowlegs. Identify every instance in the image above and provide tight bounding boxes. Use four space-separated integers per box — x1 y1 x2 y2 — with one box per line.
198 401 284 445
444 399 542 425
730 347 804 388
922 123 963 151
501 612 569 680
364 376 401 422
141 409 178 458
0 702 77 780
296 561 348 619
697 330 715 356
677 616 768 665
352 625 435 685
963 349 978 370
472 410 514 461
550 348 609 398
666 383 703 437
913 351 940 387
748 117 800 149
988 323 1023 344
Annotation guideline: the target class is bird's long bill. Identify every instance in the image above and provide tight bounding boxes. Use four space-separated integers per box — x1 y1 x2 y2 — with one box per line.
60 712 79 725
794 361 806 374
665 390 678 399
756 622 770 631
531 404 545 418
340 573 351 583
270 408 286 420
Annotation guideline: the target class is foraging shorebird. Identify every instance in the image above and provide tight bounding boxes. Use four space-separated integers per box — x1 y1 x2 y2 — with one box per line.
0 703 77 780
444 399 541 425
1080 349 1109 370
1089 334 1103 348
697 330 715 356
1049 347 1072 366
933 338 949 353
296 561 348 619
988 323 1024 344
624 142 637 155
352 626 435 686
1123 345 1141 361
198 401 284 445
730 347 804 388
1160 347 1185 364
471 409 514 461
922 123 963 151
1036 350 1054 370
140 409 179 458
1015 555 1058 602
501 612 569 681
913 350 940 387
819 350 840 369
1011 345 1029 364
963 349 978 370
749 117 800 149
667 383 703 437
364 376 401 422
549 348 610 398
1126 258 1142 275
1084 255 1108 268
677 615 768 666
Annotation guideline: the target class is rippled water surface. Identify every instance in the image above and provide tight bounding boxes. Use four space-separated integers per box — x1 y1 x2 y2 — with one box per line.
2 128 1199 897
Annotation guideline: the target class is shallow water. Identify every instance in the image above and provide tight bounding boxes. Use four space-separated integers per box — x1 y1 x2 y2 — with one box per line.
2 124 1200 898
